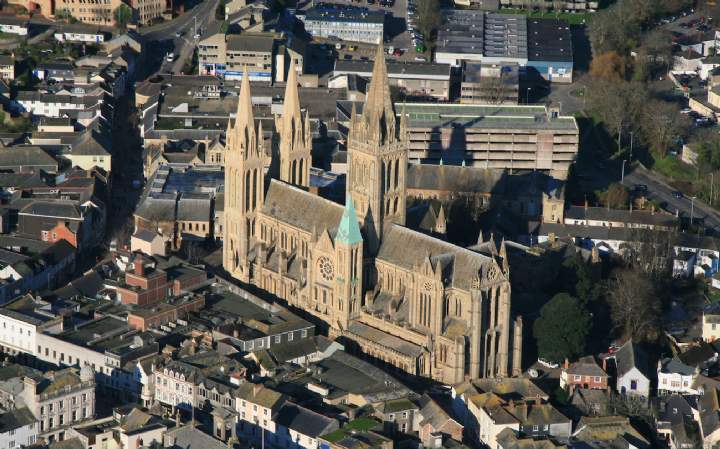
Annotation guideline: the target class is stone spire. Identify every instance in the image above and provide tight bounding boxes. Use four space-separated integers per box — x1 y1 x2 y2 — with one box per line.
499 238 509 273
336 196 363 245
281 57 302 139
360 45 397 145
234 66 256 155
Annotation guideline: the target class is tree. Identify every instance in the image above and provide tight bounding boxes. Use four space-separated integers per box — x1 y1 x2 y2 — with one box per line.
562 250 601 303
597 183 629 209
632 29 673 82
605 269 662 342
477 70 514 104
215 0 226 20
640 99 689 157
590 52 626 81
533 293 592 363
586 79 648 150
114 3 132 30
416 0 441 42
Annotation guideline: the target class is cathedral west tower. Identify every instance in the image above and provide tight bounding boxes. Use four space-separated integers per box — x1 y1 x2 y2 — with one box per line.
223 67 266 282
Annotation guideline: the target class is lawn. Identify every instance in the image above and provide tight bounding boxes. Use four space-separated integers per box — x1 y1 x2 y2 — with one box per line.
652 156 697 183
498 8 592 25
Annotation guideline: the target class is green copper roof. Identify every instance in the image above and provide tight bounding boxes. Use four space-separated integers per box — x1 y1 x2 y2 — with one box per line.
336 196 363 245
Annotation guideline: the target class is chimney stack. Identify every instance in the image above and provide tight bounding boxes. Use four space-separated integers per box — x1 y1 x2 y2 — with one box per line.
134 257 145 276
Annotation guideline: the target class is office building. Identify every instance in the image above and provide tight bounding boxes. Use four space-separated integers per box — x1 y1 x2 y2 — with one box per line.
301 4 384 44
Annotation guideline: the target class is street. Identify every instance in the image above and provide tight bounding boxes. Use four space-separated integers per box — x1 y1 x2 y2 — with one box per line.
621 165 720 234
141 0 219 76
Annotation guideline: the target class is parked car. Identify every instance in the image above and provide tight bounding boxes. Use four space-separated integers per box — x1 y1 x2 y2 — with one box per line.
414 55 427 61
538 358 559 369
634 184 648 193
672 190 684 199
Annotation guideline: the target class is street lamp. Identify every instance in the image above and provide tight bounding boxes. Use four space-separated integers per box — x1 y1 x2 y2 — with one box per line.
621 159 627 183
526 87 531 104
691 196 696 227
629 131 634 161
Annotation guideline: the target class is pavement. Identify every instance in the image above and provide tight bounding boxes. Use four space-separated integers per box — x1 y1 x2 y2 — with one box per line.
621 165 720 234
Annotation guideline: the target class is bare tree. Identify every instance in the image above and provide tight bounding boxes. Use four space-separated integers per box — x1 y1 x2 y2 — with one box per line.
640 99 689 157
477 71 514 105
605 268 662 342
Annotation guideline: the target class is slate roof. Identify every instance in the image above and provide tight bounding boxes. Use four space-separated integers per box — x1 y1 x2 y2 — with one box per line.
177 193 211 222
69 130 111 156
346 321 423 357
164 425 227 449
19 200 83 220
262 180 344 237
133 228 160 243
660 357 695 376
0 407 36 432
614 340 648 379
275 403 339 437
567 355 606 377
406 164 505 193
378 224 495 291
0 146 57 170
565 206 678 228
226 33 275 53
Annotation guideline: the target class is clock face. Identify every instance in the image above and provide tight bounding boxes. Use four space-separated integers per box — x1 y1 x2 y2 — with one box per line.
318 256 334 282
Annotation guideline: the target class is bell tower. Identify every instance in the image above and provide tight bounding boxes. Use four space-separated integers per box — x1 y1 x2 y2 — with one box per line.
223 67 265 283
346 45 408 254
277 57 312 188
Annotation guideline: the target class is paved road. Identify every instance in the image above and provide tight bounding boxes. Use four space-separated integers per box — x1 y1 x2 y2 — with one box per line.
143 0 219 75
622 165 720 234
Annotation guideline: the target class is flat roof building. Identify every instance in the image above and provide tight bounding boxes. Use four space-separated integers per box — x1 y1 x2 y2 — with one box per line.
337 101 578 179
300 4 384 44
198 32 276 82
435 11 573 83
527 18 573 83
461 62 519 104
436 11 528 66
332 59 452 100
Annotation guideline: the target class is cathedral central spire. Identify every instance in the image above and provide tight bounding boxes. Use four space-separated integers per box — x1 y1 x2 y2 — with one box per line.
358 45 397 145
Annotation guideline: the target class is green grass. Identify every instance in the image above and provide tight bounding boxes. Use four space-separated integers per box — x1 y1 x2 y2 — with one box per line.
320 418 380 443
498 7 592 25
707 287 720 303
652 156 696 183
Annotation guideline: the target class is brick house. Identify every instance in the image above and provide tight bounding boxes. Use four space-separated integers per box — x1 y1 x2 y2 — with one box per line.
560 356 609 392
116 256 171 306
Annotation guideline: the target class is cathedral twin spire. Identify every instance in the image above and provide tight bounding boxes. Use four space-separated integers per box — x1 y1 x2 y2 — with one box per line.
227 66 263 160
277 57 311 187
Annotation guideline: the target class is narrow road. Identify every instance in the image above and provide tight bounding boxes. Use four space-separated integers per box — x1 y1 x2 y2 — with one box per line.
622 165 720 234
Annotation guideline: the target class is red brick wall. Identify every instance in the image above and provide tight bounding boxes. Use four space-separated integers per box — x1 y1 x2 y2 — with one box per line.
568 375 608 390
48 222 78 248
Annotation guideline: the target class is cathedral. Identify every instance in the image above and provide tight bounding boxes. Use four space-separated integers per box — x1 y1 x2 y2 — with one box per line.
223 45 522 384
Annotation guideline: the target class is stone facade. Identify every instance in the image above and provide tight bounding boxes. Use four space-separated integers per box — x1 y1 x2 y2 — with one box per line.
223 47 519 384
